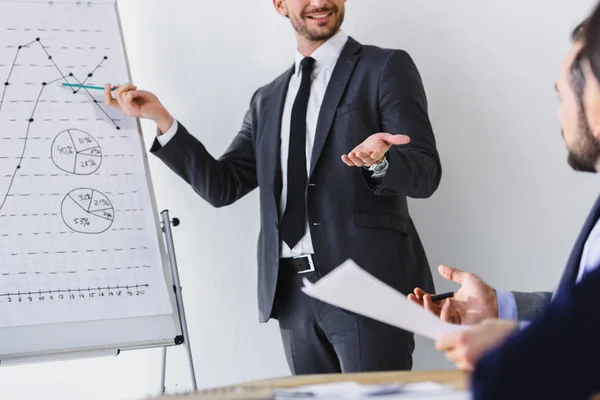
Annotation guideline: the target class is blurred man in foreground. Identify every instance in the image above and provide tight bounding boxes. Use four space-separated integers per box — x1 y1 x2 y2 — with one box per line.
411 9 600 399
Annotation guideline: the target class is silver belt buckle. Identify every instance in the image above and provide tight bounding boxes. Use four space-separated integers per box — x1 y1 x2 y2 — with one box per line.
294 254 315 274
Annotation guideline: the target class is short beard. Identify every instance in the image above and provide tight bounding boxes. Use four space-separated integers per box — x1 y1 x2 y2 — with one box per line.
567 50 600 173
289 6 345 42
567 108 600 172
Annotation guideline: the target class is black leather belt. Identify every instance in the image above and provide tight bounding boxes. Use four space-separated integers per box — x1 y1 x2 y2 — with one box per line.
280 254 316 274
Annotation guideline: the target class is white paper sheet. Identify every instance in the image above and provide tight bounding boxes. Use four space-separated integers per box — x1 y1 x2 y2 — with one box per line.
274 381 470 399
301 260 465 340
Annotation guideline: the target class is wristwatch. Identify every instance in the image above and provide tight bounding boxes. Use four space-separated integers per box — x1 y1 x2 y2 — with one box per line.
366 156 388 174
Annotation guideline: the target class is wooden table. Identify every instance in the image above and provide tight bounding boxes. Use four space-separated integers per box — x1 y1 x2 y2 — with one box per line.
159 370 468 399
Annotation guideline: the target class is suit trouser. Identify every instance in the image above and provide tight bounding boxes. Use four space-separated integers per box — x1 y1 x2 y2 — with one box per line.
274 260 414 375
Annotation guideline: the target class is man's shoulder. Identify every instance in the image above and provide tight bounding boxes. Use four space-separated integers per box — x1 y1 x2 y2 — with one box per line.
355 39 412 64
360 44 424 84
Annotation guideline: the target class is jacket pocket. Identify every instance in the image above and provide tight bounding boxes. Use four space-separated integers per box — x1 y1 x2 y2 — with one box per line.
354 212 407 234
336 100 367 116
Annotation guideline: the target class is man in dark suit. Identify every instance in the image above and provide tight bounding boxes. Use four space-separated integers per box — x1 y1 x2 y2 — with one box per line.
105 0 440 374
414 11 600 399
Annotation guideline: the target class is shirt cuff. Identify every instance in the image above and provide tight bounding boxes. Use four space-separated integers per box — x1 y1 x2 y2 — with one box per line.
518 321 531 330
156 119 178 147
371 169 387 180
496 290 518 321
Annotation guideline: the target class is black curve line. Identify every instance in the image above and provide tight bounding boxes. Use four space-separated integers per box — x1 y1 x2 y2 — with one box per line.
20 85 45 160
34 40 118 127
0 52 19 111
36 39 69 82
0 38 119 215
73 57 106 94
0 83 48 211
45 76 65 85
0 284 150 298
69 73 119 129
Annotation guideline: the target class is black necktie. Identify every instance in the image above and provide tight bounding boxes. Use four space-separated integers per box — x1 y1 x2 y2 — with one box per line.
281 57 315 249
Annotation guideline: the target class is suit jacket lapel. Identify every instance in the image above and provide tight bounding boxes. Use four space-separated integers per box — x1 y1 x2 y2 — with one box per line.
557 193 600 291
265 66 294 204
309 37 362 177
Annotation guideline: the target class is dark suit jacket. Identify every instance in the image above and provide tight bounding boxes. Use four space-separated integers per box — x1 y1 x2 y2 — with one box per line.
151 37 441 322
472 194 600 399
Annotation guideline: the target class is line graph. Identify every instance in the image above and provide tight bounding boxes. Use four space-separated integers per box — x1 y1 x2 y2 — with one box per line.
0 0 172 330
72 56 107 94
0 37 119 215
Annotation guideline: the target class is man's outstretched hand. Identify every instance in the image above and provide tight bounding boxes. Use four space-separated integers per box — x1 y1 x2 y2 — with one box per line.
408 265 499 325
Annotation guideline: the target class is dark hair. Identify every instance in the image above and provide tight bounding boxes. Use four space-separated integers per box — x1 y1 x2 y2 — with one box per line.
573 18 590 42
572 51 586 101
570 18 589 123
569 15 592 101
586 2 600 82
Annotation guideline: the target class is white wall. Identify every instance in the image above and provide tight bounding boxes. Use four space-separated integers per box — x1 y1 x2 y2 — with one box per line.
1 0 599 399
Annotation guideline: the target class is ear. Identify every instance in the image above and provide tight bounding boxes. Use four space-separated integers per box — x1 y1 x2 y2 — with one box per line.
273 0 288 17
583 59 600 140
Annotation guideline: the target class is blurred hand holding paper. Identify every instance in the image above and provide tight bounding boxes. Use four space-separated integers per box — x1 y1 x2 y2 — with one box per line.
301 260 465 340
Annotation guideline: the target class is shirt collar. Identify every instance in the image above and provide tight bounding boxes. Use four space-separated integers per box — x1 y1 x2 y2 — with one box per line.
293 30 349 77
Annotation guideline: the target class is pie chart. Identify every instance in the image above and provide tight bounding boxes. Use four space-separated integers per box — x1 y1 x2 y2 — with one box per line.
51 129 102 175
61 188 114 234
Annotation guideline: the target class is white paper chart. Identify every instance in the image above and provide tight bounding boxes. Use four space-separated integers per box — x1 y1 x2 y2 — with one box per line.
0 0 173 329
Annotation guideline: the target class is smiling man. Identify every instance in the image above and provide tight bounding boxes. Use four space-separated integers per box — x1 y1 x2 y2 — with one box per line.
105 0 441 374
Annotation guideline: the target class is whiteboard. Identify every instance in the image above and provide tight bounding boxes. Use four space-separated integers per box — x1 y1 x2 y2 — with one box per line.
0 0 182 362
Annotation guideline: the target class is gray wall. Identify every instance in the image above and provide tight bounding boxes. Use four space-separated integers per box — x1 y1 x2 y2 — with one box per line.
0 1 598 399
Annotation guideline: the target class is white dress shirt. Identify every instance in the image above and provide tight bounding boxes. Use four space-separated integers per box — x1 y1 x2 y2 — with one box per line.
278 30 348 258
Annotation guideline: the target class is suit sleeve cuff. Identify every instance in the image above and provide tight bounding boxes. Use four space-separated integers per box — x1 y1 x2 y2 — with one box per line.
156 119 179 147
496 290 518 321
